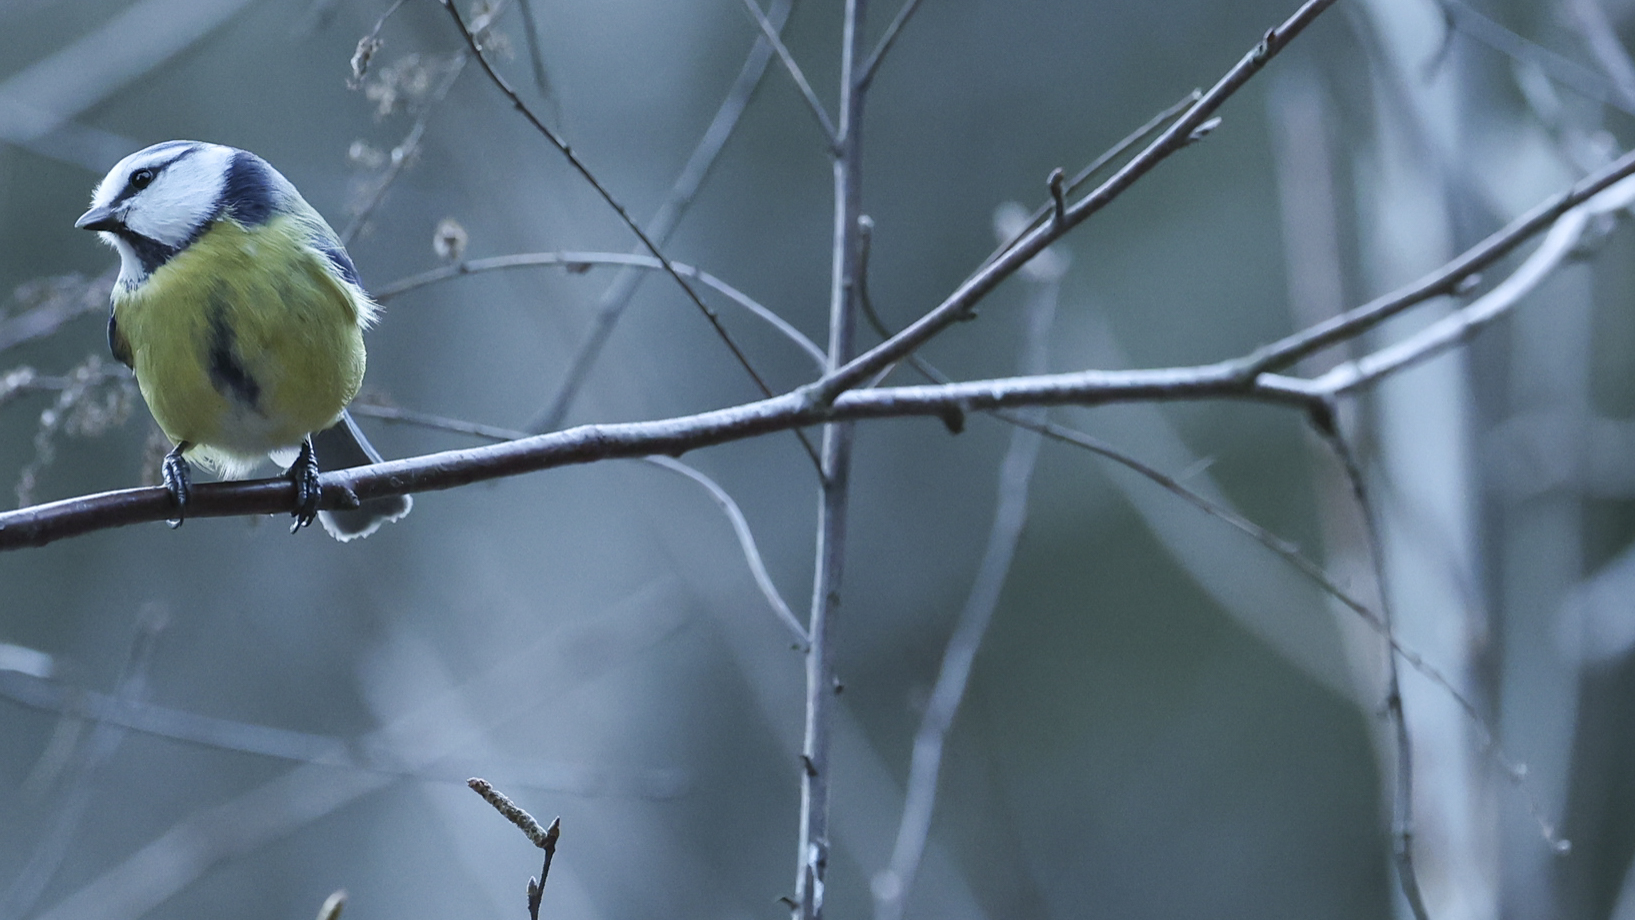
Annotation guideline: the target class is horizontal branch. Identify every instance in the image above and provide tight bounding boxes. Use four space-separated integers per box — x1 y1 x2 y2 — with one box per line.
0 363 1314 550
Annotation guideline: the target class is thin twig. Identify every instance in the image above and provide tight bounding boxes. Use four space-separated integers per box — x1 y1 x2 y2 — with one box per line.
806 0 1342 405
372 250 825 367
1435 0 1631 113
438 0 787 418
855 0 924 91
740 0 839 147
530 0 796 433
1318 428 1430 920
347 402 810 647
795 2 869 916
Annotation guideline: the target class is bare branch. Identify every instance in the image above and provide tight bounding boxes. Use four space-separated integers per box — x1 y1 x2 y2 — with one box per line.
795 1 870 916
806 0 1342 405
1241 147 1635 376
1317 428 1430 920
373 250 826 367
740 0 839 147
0 362 1319 551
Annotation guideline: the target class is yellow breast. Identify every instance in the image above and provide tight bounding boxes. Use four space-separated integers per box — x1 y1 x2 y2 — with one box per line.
112 216 368 475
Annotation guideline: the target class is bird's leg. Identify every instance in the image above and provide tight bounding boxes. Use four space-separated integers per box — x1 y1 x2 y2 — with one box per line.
161 442 192 529
285 436 322 533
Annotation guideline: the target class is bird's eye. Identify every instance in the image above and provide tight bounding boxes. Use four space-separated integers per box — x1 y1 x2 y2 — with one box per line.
129 168 156 190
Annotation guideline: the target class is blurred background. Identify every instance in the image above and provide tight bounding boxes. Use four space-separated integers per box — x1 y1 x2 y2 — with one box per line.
2 0 1633 918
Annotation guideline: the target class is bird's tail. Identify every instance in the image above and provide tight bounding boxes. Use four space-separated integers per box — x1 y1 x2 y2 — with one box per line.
311 410 412 541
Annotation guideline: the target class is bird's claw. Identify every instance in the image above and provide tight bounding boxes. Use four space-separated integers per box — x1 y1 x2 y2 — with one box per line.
162 443 192 529
286 438 322 533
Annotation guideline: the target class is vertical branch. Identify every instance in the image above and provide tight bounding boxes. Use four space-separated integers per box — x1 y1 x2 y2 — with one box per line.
796 3 867 919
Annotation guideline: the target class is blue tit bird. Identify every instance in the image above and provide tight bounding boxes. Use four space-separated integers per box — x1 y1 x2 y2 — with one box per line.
75 140 411 540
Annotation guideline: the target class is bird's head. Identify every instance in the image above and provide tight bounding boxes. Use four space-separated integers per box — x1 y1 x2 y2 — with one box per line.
76 140 290 287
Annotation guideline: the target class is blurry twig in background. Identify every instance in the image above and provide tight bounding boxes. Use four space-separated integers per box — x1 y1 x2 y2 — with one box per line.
0 270 115 355
871 205 1060 920
529 0 796 434
1432 0 1631 113
374 250 826 367
24 584 683 920
13 355 136 507
0 603 165 920
1563 0 1635 111
0 666 683 797
346 401 809 647
467 778 560 920
343 51 468 244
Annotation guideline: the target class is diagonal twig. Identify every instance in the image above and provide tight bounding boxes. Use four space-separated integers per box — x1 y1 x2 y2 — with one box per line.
856 0 924 91
438 0 789 424
530 0 797 434
741 0 839 147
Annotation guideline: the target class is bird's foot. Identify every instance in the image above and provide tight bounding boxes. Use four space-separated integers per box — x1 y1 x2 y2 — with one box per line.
286 437 322 533
162 443 192 529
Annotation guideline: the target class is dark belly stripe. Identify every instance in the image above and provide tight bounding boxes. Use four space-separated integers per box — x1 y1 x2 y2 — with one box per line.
206 296 261 411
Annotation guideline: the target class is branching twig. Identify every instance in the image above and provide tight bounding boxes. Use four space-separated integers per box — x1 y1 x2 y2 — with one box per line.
438 0 786 417
529 0 795 433
804 0 1341 405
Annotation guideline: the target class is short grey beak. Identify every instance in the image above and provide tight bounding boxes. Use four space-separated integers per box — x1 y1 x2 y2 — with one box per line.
75 205 120 231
